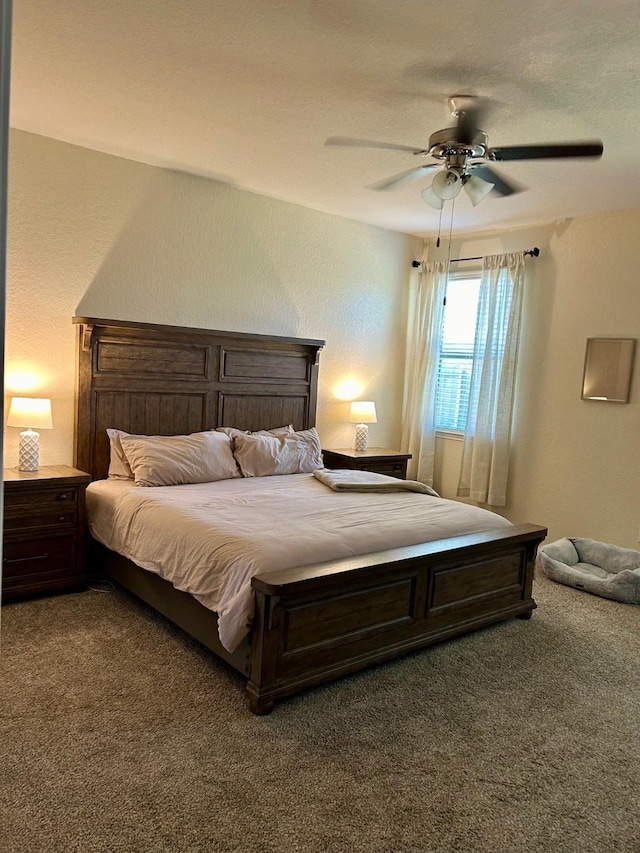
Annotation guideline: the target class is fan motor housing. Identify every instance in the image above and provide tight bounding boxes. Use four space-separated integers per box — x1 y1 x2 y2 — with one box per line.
427 127 488 160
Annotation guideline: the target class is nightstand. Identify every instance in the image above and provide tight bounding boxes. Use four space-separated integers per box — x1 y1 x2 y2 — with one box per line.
321 448 412 480
2 465 91 602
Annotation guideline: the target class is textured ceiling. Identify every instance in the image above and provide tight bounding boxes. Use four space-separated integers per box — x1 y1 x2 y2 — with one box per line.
9 0 640 236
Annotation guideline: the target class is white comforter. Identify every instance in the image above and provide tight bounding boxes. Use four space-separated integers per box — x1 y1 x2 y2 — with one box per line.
86 474 512 652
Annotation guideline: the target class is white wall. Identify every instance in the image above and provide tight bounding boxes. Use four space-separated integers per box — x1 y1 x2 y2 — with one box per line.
426 214 640 548
5 129 419 465
6 129 639 551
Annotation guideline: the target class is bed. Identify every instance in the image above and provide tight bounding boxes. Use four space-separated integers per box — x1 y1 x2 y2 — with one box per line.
74 316 547 714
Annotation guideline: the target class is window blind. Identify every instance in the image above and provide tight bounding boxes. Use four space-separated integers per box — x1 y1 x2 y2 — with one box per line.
435 273 481 431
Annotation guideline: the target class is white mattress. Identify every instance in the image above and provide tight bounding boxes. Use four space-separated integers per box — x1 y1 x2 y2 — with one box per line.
86 474 512 652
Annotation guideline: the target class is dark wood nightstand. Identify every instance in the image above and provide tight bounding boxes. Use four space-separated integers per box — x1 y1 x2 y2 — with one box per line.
2 465 91 602
321 448 412 480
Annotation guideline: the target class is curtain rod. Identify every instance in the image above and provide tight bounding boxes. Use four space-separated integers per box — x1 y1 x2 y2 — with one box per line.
411 247 540 268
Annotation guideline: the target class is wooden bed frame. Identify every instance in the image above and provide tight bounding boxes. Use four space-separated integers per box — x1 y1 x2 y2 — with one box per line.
74 316 547 715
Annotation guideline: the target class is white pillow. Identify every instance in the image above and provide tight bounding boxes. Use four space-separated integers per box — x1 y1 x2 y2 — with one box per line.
106 428 135 479
119 431 240 487
232 427 323 477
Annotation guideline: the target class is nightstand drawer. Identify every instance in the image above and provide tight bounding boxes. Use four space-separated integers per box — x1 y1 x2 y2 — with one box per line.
4 503 77 532
368 462 407 479
4 485 78 509
322 448 411 480
2 533 76 588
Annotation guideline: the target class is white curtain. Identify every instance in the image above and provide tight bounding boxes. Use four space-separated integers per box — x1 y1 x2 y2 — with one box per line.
401 260 448 487
457 252 525 506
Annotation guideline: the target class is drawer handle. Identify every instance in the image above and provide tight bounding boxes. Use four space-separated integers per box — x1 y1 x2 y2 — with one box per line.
55 494 69 501
4 553 49 564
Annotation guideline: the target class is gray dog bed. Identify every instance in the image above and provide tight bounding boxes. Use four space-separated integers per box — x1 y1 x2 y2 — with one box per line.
537 537 640 604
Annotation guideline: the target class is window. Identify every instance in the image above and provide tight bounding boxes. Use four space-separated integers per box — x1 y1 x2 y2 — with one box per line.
434 269 481 431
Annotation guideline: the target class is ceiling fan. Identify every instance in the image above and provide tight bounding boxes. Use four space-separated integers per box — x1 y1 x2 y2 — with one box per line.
326 95 604 209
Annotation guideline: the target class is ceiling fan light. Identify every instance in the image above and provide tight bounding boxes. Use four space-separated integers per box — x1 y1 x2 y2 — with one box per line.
421 184 444 210
431 168 463 200
465 174 495 207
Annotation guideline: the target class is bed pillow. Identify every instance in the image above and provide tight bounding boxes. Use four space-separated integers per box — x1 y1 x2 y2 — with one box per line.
119 431 240 487
217 424 293 450
232 427 323 477
106 428 135 479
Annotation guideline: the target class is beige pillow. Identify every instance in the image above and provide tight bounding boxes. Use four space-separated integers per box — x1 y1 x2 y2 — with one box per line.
106 428 135 479
217 424 293 450
119 431 240 487
233 427 323 477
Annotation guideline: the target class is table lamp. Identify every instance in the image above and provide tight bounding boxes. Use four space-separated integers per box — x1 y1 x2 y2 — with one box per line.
6 396 53 472
349 401 377 451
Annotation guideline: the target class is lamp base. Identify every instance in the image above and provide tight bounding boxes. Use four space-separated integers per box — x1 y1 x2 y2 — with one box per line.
18 429 40 472
354 423 369 452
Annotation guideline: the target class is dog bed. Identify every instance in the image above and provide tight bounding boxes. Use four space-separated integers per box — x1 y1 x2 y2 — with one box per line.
537 537 640 604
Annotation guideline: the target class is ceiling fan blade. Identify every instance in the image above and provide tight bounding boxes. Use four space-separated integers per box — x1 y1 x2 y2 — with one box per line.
325 136 427 154
488 141 603 161
472 165 525 197
368 163 440 191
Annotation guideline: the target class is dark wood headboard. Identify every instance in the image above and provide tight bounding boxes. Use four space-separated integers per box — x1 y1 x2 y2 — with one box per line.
73 317 324 481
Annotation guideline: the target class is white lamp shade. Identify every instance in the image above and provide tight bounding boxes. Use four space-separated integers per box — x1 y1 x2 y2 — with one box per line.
421 184 445 210
431 168 463 201
7 397 53 430
349 401 377 424
464 174 495 207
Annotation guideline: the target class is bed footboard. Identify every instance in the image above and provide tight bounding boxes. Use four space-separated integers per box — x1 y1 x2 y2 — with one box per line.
247 523 546 714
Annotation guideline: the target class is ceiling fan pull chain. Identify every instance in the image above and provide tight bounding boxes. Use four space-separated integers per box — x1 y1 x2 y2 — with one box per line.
436 204 444 247
446 197 456 268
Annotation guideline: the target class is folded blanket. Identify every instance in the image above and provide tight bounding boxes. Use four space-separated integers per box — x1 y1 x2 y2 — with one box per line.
314 468 439 496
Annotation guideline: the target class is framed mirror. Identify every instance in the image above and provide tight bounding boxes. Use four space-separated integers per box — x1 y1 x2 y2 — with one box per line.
581 338 636 403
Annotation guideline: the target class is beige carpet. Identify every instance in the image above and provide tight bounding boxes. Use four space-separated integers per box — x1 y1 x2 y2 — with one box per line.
1 572 639 853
